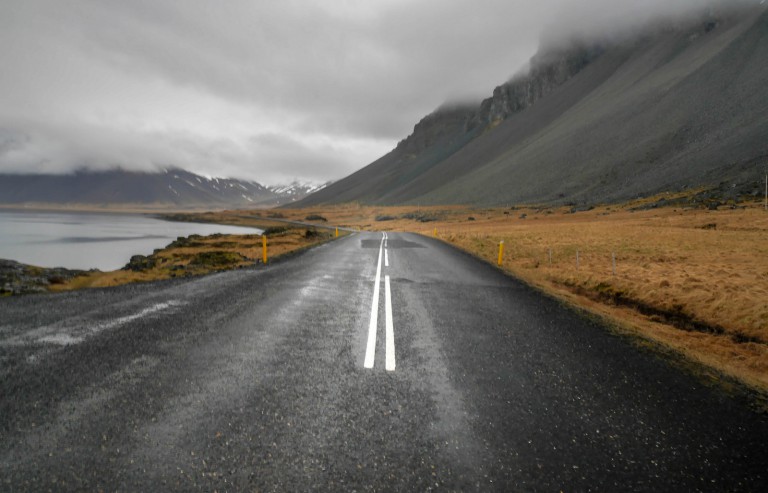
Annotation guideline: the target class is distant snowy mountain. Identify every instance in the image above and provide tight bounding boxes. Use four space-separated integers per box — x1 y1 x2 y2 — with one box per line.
267 181 332 205
0 168 324 209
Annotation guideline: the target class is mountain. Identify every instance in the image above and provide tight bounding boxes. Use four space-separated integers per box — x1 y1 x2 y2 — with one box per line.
0 168 284 209
296 2 768 207
268 180 333 206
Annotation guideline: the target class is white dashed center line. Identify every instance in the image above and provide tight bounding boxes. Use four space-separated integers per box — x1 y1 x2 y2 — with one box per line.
384 275 396 371
363 232 396 371
363 234 384 369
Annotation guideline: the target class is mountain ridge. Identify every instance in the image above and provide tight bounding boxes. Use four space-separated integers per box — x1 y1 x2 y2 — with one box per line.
0 168 328 209
296 2 768 207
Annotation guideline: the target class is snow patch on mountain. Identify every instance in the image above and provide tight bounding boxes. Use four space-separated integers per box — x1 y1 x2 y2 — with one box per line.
268 180 333 202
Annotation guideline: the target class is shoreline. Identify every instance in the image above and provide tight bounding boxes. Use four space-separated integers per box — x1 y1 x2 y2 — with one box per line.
0 209 268 272
1 214 343 295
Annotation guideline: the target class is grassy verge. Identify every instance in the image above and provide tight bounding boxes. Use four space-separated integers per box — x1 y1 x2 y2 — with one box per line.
51 220 344 291
271 199 768 394
432 208 768 395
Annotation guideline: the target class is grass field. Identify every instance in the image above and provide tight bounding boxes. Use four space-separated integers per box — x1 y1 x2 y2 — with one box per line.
257 199 768 395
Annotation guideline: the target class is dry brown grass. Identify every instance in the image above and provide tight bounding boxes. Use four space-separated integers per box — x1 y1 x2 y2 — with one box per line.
273 200 768 394
52 224 340 291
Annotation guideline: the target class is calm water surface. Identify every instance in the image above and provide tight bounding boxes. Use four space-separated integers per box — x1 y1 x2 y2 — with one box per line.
0 210 262 270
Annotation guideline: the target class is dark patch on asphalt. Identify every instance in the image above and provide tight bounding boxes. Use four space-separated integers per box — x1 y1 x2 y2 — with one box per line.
386 239 425 249
360 239 425 249
391 277 415 284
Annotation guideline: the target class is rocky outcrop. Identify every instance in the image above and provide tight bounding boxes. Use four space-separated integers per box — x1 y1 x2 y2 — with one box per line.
123 255 157 272
395 105 477 155
395 42 605 152
0 259 89 295
468 42 604 130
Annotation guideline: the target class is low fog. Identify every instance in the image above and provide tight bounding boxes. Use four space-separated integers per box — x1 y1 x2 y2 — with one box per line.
0 0 758 184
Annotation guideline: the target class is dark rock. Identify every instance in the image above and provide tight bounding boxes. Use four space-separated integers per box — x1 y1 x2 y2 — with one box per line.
0 259 87 295
262 226 288 236
189 251 246 267
124 255 156 272
305 215 327 222
401 212 439 223
168 235 205 249
467 42 604 131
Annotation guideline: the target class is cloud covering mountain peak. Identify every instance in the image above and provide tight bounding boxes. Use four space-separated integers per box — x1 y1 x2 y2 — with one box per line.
0 0 758 184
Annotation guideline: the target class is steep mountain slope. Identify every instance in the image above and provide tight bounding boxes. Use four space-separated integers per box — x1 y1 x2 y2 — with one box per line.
298 3 768 207
293 105 479 205
0 168 282 208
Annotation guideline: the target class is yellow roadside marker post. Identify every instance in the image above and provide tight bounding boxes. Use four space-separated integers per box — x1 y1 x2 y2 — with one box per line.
335 227 339 237
498 240 504 266
433 228 437 237
262 235 268 264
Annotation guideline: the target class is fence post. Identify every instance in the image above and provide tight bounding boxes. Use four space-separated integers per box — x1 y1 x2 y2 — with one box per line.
335 227 339 238
576 250 580 270
548 248 552 266
498 241 504 266
612 252 616 276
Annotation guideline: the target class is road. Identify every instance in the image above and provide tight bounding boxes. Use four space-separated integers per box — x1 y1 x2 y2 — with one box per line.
1 232 767 491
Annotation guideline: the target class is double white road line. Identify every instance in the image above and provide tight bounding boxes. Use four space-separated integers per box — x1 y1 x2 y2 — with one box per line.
364 232 396 371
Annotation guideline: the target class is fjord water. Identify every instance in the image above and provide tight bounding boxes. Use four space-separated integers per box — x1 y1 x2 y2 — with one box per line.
0 210 262 271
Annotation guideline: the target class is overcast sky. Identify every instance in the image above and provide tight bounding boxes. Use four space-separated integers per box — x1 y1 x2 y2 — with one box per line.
0 0 730 185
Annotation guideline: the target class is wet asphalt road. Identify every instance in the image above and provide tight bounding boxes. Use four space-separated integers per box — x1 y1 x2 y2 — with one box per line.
1 231 767 492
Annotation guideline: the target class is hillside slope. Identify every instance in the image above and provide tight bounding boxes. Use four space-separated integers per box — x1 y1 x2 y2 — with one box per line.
0 168 275 208
0 169 321 209
297 3 768 207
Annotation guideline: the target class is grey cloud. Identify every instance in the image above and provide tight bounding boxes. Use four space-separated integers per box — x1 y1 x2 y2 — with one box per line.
538 0 746 49
37 0 545 139
0 117 367 185
246 133 357 183
0 0 753 185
